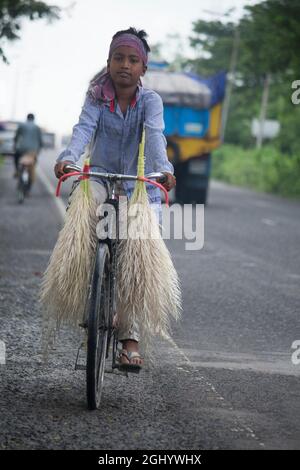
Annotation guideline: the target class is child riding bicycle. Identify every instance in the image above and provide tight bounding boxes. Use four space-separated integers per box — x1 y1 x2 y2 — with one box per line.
54 27 176 369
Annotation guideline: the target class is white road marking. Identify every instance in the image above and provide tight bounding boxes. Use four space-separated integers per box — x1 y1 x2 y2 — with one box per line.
241 262 257 268
162 332 265 447
254 201 272 208
261 218 277 226
287 273 300 280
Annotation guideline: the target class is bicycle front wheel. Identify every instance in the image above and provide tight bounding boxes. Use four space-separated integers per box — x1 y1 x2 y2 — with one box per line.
86 243 110 410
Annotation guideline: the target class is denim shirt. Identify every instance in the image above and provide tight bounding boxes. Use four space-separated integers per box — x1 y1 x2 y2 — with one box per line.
57 86 174 203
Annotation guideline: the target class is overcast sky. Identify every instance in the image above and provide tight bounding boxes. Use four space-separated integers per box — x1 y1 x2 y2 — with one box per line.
0 0 258 135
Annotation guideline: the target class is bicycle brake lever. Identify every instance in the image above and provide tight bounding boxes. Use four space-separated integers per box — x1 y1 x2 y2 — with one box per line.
64 163 82 173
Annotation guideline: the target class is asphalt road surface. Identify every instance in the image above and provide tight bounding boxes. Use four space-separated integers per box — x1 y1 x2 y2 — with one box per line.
0 149 299 450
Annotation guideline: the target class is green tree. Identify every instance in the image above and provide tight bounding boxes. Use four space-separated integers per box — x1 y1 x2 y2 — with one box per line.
189 19 236 76
188 1 300 149
0 0 60 63
190 1 300 80
243 0 300 73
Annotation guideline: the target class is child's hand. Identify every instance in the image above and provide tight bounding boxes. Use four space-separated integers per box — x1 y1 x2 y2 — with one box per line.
54 161 74 179
158 172 176 192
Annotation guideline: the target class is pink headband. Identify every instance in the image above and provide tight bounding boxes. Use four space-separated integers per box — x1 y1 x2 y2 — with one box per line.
108 33 148 65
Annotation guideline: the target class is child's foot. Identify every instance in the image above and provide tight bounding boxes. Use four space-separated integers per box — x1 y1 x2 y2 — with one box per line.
120 340 143 366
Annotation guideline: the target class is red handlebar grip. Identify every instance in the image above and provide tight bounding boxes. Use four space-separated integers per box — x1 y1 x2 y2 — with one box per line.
56 171 81 197
139 177 169 207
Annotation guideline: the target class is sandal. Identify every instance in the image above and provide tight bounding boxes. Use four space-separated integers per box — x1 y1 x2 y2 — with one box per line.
117 348 143 374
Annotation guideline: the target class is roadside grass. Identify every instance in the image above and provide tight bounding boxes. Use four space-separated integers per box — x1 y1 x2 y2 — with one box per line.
212 144 300 198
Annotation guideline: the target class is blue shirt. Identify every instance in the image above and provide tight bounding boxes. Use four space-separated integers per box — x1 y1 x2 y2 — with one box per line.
57 86 174 202
15 121 43 153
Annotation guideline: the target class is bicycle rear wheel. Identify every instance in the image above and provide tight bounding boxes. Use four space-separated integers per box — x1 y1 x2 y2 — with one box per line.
17 166 31 203
86 243 111 410
17 168 25 204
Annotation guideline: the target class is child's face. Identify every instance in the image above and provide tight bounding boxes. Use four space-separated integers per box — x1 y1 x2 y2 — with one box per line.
107 46 147 88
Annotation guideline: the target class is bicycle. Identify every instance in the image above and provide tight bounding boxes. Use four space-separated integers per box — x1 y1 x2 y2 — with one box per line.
56 164 168 410
17 153 36 204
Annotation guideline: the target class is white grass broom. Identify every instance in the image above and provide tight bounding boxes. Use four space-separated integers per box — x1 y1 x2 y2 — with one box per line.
116 129 182 353
40 158 98 355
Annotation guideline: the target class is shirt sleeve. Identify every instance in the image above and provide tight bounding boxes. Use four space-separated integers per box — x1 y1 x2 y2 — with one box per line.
56 95 101 163
144 91 174 174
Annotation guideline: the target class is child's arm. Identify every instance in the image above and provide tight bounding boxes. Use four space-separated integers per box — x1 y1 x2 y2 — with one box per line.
56 95 101 165
144 91 174 176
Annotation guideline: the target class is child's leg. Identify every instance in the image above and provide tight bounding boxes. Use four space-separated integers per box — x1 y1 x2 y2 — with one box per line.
118 321 139 343
117 317 143 366
89 179 108 205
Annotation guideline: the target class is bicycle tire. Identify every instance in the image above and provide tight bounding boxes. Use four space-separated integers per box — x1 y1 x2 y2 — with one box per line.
86 243 110 410
17 172 25 204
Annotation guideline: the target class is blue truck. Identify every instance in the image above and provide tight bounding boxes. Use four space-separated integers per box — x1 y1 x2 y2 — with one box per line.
143 64 226 204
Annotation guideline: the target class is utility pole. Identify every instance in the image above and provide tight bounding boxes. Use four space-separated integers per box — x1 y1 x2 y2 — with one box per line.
202 9 240 143
256 73 271 149
221 27 240 142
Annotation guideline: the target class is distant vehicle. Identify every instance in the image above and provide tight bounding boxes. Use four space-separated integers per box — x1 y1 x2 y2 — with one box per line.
143 65 226 204
42 132 56 149
0 121 20 156
0 120 56 154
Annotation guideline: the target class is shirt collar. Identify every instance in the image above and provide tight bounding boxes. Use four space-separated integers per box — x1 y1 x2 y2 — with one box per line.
106 85 142 112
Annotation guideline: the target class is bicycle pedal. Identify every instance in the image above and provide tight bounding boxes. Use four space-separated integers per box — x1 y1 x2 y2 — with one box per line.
112 364 129 377
112 368 128 377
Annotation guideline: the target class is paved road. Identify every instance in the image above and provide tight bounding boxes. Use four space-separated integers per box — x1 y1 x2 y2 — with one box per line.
0 150 299 450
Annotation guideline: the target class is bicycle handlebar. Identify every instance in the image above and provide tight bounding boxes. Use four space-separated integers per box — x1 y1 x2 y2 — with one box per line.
56 166 169 206
64 164 167 183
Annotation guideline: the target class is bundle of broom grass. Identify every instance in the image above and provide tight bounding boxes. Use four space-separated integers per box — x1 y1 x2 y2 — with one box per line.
40 158 98 356
116 129 182 355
